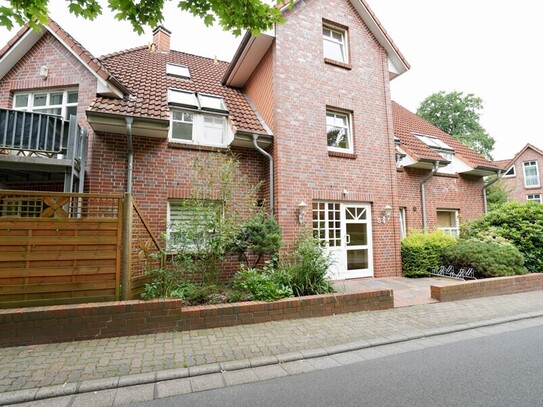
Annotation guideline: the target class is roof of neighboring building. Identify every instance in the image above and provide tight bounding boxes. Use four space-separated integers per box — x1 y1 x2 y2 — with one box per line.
91 46 268 134
494 143 543 170
392 102 499 170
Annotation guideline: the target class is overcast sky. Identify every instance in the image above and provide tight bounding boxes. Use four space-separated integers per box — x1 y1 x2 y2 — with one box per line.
1 0 541 160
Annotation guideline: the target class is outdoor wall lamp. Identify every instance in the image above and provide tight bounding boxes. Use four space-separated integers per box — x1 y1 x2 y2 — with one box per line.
39 65 48 80
382 205 393 224
297 201 307 224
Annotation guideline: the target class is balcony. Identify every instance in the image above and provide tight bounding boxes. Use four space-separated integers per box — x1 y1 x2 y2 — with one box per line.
0 108 88 193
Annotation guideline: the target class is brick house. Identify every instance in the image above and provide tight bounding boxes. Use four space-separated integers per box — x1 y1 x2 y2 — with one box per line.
0 0 499 280
494 144 543 204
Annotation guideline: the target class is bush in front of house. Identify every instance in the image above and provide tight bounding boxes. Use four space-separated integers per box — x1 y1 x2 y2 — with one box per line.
461 201 543 273
231 266 293 302
401 231 457 277
443 239 527 278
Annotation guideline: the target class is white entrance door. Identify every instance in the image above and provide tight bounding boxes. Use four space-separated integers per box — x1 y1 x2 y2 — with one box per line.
313 202 373 280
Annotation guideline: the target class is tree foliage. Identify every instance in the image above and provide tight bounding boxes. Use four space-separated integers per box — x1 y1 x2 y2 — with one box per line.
0 0 291 35
416 91 496 160
485 178 510 212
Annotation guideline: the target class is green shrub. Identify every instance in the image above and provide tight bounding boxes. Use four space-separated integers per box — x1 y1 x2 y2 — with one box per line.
141 267 197 300
231 267 292 302
281 234 335 296
229 212 282 268
443 239 526 278
401 231 456 277
462 202 543 273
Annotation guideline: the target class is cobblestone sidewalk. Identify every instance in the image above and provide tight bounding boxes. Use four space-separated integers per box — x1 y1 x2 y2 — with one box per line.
1 291 542 395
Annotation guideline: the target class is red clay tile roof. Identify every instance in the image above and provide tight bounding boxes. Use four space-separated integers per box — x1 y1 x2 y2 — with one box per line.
493 159 511 170
91 47 268 134
392 101 499 170
494 143 543 170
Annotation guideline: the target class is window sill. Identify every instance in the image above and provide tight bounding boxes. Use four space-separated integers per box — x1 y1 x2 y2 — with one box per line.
525 185 541 189
328 150 357 159
324 58 352 70
168 141 228 152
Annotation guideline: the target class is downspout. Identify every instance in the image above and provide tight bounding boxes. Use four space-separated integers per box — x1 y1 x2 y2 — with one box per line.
252 134 274 216
420 161 440 232
483 170 503 213
125 117 134 193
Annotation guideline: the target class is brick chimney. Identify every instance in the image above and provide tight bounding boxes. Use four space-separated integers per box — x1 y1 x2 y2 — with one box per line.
152 26 171 52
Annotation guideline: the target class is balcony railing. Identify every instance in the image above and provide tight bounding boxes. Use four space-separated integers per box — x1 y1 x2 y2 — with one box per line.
0 108 80 159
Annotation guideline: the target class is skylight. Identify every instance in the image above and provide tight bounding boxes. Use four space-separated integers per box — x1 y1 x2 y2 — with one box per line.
167 89 198 107
199 94 227 112
415 134 454 152
166 63 191 79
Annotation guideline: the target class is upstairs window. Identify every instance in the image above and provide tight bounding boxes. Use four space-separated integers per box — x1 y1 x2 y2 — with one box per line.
13 89 78 120
326 110 352 153
166 63 191 79
168 89 229 147
323 26 347 63
415 134 455 174
503 166 515 177
523 161 540 187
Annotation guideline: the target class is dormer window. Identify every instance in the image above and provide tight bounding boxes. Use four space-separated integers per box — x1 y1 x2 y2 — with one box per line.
166 63 191 79
168 88 229 147
415 134 456 174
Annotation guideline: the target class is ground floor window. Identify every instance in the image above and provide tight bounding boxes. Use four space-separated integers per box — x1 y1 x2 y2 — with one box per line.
436 209 459 237
399 207 407 238
527 194 542 204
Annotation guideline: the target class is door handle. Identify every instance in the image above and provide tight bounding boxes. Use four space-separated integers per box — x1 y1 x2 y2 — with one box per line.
345 234 350 245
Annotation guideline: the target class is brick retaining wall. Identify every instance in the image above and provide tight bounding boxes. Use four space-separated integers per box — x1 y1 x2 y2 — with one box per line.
0 289 393 347
431 273 543 302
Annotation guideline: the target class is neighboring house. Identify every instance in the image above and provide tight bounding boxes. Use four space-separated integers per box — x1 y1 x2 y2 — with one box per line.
494 144 543 204
0 0 499 280
393 102 499 237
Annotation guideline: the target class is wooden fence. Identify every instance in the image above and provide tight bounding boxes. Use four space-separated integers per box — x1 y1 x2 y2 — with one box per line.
0 190 162 308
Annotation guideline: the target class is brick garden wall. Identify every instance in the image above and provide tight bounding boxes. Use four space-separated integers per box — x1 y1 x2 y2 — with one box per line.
431 273 543 302
0 289 393 347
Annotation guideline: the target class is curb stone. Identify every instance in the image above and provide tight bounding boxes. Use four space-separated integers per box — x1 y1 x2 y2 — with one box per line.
2 310 543 406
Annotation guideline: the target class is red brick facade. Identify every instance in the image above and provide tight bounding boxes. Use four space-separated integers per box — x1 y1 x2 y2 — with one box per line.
0 0 496 280
497 145 543 204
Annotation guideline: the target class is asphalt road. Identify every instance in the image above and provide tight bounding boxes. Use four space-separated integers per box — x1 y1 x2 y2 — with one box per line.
131 324 543 407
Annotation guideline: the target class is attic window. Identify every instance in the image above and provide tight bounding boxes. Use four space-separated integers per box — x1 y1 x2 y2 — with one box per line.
415 134 454 152
503 166 515 177
166 63 191 79
168 89 227 113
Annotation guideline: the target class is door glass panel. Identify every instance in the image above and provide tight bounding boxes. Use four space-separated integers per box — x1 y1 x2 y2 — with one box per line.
347 249 368 270
346 223 367 246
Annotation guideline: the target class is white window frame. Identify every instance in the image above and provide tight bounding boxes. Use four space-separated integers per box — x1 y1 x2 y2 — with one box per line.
523 161 540 188
527 194 542 204
166 63 191 79
399 207 407 238
326 109 353 153
437 209 459 238
13 89 78 120
503 165 515 177
167 199 223 251
323 25 348 63
169 109 227 147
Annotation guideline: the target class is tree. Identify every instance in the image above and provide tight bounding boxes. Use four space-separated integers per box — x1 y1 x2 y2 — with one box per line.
485 178 510 211
416 91 496 160
0 0 291 36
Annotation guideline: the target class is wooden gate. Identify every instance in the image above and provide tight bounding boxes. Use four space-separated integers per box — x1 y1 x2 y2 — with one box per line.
0 191 124 308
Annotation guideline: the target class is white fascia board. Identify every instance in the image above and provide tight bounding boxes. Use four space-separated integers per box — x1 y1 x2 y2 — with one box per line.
0 29 43 80
397 146 417 167
46 27 124 99
225 28 275 87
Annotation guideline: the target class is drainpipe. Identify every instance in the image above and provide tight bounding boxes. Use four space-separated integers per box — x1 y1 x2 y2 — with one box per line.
420 161 440 232
125 117 134 193
252 134 274 216
483 170 503 213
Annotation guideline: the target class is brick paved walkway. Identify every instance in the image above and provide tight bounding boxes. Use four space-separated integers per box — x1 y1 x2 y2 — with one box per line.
1 290 542 395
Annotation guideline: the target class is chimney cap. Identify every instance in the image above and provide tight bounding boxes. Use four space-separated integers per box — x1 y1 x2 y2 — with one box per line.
153 25 172 35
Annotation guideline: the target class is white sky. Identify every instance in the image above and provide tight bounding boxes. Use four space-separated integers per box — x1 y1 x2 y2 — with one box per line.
1 0 541 160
